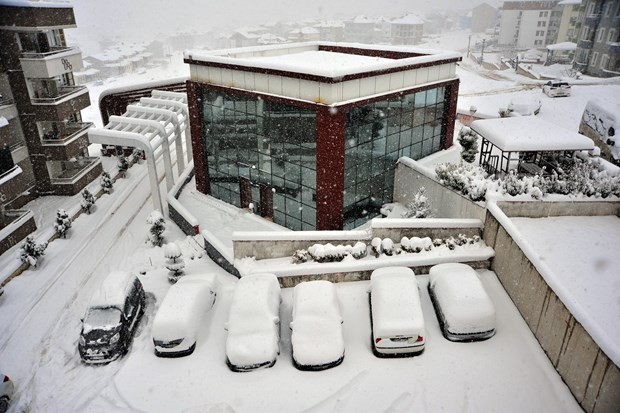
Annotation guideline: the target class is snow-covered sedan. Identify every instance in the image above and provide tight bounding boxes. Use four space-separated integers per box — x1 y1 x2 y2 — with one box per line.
290 280 345 371
152 274 217 357
225 273 281 372
428 263 496 342
78 272 146 364
0 373 14 413
370 267 426 357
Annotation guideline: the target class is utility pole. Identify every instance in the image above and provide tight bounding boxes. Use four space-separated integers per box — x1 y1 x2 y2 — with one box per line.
467 34 471 58
480 39 486 65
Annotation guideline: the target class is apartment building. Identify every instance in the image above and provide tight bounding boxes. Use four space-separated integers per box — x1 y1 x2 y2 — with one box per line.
499 1 558 48
574 0 620 76
546 0 582 44
0 0 101 253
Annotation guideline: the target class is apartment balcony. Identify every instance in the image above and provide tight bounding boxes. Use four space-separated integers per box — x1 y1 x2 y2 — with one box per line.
39 121 92 160
30 85 90 119
20 47 83 79
0 4 76 29
577 39 594 49
49 157 102 195
0 98 17 121
584 13 601 24
0 209 36 257
0 165 26 206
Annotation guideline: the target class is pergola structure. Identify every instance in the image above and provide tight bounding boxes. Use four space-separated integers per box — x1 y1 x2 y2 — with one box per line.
88 90 189 213
471 117 595 176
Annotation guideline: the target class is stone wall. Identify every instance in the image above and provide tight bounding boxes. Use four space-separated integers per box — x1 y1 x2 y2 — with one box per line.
393 159 487 221
484 204 619 413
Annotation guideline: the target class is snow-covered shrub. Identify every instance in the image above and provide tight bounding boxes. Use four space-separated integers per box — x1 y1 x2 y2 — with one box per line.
501 170 527 196
445 237 456 250
408 237 424 253
18 235 47 268
53 208 71 238
132 148 145 164
292 249 309 264
400 236 412 253
433 238 444 247
381 238 394 256
324 243 347 262
100 171 114 194
458 127 479 163
435 162 490 202
455 234 468 246
164 243 185 282
421 237 433 251
351 242 367 259
405 187 433 218
80 189 96 214
308 244 327 262
471 235 481 244
371 237 382 257
147 210 166 247
117 155 129 176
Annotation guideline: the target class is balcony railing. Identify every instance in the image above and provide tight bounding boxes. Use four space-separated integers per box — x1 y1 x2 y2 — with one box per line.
0 97 14 107
49 157 100 184
20 46 74 59
30 85 87 104
39 121 92 144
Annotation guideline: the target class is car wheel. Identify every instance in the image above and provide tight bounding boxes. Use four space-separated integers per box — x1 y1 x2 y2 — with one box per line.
0 396 10 413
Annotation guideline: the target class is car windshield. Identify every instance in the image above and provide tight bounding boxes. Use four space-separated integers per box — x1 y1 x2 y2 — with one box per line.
84 306 122 330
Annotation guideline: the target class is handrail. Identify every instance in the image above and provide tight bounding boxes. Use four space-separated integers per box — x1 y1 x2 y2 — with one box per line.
30 85 87 104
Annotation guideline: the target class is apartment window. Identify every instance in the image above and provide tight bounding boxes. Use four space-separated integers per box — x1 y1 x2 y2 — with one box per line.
587 2 596 15
600 54 609 70
597 28 606 42
539 11 544 17
534 40 541 45
609 29 617 43
591 52 599 66
581 26 590 40
538 21 542 27
603 2 612 17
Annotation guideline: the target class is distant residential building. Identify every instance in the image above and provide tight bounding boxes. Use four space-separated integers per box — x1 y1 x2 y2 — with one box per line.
574 0 620 77
315 21 345 42
390 14 424 45
472 3 499 33
88 44 152 77
546 0 582 44
0 0 101 206
344 15 377 44
287 27 320 42
499 1 557 48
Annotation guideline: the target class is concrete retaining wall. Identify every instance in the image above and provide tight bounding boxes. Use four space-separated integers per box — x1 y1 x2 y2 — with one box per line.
496 200 620 218
484 204 619 413
167 162 199 236
233 219 483 260
393 160 486 222
0 210 36 260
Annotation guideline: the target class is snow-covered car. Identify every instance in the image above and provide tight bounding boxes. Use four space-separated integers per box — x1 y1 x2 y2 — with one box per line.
78 271 146 364
0 374 14 413
543 80 571 97
428 263 496 342
290 280 345 371
369 267 426 357
225 273 281 372
152 274 217 357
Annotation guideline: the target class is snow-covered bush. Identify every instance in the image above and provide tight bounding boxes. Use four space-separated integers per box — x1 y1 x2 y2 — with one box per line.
445 238 456 250
147 210 166 247
501 170 527 196
117 155 129 176
455 234 468 246
351 241 367 259
458 127 479 163
132 148 145 164
381 238 394 256
292 249 309 264
371 237 382 257
435 162 490 201
433 238 444 247
80 189 96 214
53 208 71 238
308 244 327 262
18 235 47 268
100 171 114 194
405 187 433 218
164 243 185 282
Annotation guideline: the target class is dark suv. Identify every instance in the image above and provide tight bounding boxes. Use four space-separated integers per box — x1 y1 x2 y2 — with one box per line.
79 272 146 364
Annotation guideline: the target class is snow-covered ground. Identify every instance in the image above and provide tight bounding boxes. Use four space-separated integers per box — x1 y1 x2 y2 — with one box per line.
2 27 619 412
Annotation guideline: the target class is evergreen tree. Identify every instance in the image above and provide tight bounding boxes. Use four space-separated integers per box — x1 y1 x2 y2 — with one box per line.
164 243 185 282
53 208 72 238
100 171 114 194
406 187 433 218
117 155 129 177
19 235 47 268
458 127 479 163
147 210 166 247
80 189 96 214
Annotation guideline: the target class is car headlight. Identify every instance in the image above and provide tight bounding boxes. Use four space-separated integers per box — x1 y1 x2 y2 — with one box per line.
109 332 120 345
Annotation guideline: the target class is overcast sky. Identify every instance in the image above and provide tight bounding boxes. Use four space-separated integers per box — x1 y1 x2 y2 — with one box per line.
69 0 498 44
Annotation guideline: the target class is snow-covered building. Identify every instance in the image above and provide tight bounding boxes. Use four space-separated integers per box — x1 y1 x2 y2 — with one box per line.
0 0 101 203
314 21 345 42
498 1 557 48
472 2 499 33
390 14 424 45
184 42 461 230
344 16 377 44
287 27 320 43
546 0 582 45
574 0 620 77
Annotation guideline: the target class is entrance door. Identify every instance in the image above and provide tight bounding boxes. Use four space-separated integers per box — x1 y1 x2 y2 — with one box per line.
238 178 273 220
239 177 252 209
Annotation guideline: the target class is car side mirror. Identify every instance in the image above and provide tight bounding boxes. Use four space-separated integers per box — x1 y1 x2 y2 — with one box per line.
289 321 294 330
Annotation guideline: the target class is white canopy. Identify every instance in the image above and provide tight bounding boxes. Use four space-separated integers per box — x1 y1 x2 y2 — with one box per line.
471 117 594 152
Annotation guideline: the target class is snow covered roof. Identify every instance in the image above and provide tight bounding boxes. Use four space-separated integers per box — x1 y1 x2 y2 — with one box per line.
546 42 577 51
185 41 461 80
351 15 376 24
558 0 581 5
391 14 424 25
0 0 72 8
471 117 595 152
89 271 138 309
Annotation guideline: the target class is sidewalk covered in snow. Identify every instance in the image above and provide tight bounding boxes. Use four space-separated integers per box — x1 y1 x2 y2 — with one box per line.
471 117 595 176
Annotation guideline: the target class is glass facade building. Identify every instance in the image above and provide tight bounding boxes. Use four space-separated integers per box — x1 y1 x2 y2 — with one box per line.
201 85 448 231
